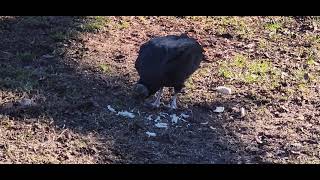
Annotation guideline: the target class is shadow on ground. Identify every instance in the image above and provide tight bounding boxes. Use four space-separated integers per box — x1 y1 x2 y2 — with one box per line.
0 16 264 163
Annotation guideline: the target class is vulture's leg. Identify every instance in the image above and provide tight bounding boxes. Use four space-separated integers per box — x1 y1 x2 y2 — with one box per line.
151 87 163 108
170 93 178 109
170 86 182 109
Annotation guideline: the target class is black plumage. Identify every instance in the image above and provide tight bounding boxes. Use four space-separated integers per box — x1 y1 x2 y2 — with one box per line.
134 34 204 108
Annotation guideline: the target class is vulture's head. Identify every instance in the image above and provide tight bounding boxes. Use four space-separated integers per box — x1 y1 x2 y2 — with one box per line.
133 83 150 99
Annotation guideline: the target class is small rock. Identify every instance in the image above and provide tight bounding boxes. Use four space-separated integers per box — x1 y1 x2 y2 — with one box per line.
279 105 289 113
246 43 255 49
146 131 156 137
215 86 232 95
255 136 263 144
240 107 246 118
213 106 224 113
274 111 282 118
290 150 301 155
200 122 208 125
281 72 289 79
291 142 302 148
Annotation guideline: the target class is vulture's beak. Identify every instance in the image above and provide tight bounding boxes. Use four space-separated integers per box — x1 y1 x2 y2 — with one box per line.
133 83 149 99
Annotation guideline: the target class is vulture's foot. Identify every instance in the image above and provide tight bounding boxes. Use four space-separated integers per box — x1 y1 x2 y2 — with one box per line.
150 100 161 108
150 87 163 108
169 94 178 109
169 103 177 110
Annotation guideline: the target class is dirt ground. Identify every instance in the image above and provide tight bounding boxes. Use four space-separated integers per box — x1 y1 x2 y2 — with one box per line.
0 16 320 164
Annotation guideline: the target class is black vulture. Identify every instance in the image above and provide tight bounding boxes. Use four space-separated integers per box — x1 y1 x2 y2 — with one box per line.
134 34 204 109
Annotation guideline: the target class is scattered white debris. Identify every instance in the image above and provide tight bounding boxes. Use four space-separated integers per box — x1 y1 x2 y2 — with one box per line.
170 114 179 124
154 116 161 122
281 72 289 77
213 106 225 113
291 142 302 148
179 113 190 119
146 115 153 121
290 150 301 155
180 119 188 123
279 105 289 112
255 136 263 144
240 107 246 118
146 131 157 137
117 111 135 118
201 122 208 125
215 86 232 95
159 112 169 117
155 123 168 128
245 43 255 49
107 105 117 113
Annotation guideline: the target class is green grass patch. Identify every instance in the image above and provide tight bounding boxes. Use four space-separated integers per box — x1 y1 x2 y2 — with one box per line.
0 65 39 91
99 64 110 73
82 16 109 32
218 54 281 89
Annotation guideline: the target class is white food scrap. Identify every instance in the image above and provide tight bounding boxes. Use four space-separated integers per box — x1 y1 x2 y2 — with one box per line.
146 115 153 121
107 105 117 113
117 111 135 118
179 113 190 119
154 116 161 122
155 123 168 128
146 131 157 137
159 112 169 117
170 114 179 124
213 106 224 113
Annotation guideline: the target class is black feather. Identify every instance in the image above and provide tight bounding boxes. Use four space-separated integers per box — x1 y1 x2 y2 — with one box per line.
135 34 204 96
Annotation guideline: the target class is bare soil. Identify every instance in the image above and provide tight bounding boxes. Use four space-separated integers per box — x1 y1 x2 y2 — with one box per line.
0 16 320 164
